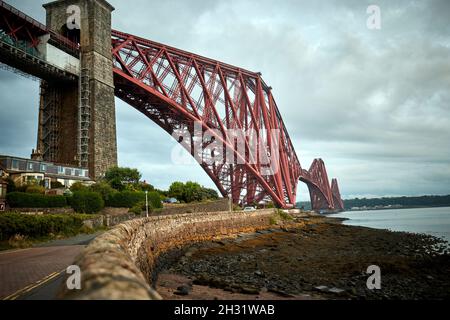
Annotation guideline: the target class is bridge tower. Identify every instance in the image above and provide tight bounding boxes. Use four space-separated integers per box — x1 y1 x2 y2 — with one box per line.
37 0 117 179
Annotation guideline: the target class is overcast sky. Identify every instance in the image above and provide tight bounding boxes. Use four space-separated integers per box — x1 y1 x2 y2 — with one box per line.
1 0 449 201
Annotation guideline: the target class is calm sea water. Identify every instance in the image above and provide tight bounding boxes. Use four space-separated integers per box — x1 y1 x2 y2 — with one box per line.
330 206 450 242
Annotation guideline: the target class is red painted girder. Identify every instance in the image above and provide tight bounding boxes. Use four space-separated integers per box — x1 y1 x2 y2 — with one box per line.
111 30 302 208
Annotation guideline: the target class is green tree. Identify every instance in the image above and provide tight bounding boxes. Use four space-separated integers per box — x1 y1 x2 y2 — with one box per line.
104 167 142 190
155 188 168 197
183 181 203 203
167 181 219 203
168 181 185 200
200 187 219 200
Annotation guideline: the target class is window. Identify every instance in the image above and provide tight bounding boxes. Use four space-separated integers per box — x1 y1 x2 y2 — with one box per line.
0 183 6 198
47 165 58 174
65 168 72 176
18 160 26 171
12 160 19 170
40 164 47 172
28 163 33 171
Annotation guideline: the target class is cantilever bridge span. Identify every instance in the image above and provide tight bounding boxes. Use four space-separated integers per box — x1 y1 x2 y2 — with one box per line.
0 0 343 211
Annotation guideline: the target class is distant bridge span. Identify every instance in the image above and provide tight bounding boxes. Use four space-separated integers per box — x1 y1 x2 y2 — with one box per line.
0 0 343 211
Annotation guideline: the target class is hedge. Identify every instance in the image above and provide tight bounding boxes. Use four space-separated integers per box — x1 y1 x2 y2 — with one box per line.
69 191 104 214
106 191 163 209
6 192 67 208
0 213 87 241
106 191 146 208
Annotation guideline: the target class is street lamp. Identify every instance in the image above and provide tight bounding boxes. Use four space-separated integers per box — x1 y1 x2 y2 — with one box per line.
145 190 149 218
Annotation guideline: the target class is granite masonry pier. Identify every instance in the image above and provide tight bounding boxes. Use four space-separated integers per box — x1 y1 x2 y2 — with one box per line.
60 209 276 299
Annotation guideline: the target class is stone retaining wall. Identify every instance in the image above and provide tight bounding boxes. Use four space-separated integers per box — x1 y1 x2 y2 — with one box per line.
82 212 138 229
60 209 276 299
161 198 230 215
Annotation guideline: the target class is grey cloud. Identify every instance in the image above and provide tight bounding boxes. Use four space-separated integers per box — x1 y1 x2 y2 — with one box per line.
1 0 449 200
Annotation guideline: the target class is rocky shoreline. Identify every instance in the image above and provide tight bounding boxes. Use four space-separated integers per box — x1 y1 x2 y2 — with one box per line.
154 214 450 300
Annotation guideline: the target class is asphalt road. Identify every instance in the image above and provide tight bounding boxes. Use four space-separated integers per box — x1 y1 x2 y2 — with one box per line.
0 232 102 300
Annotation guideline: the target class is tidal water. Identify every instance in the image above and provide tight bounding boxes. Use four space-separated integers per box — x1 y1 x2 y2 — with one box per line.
330 206 450 242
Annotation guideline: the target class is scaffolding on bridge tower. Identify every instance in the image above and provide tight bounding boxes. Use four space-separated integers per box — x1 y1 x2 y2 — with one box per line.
38 81 61 163
78 67 90 168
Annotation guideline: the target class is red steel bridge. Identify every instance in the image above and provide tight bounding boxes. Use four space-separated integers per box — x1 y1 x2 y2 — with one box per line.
0 0 344 211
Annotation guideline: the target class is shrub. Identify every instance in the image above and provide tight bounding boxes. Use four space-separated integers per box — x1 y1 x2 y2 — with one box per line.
269 216 278 225
106 191 145 208
89 182 117 202
129 201 146 215
0 213 88 241
70 182 89 192
26 185 45 194
6 192 67 208
8 234 32 249
266 202 275 209
51 181 64 189
233 204 242 211
70 191 104 214
108 178 125 191
124 183 142 192
16 185 28 193
127 192 162 215
5 177 16 193
277 209 293 221
147 191 163 209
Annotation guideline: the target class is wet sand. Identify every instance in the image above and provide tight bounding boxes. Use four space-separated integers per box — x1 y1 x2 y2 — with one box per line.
155 215 450 300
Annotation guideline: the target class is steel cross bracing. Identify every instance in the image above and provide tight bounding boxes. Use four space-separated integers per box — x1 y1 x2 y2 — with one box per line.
0 1 79 81
111 30 343 210
0 0 344 210
111 30 301 208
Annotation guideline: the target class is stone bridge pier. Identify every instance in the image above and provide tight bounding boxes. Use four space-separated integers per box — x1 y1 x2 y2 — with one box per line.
37 0 117 179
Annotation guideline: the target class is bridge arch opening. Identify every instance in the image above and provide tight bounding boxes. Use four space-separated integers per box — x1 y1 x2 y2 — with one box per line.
295 181 310 209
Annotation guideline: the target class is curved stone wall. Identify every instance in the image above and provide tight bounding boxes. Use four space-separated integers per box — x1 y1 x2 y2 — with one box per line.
60 209 276 299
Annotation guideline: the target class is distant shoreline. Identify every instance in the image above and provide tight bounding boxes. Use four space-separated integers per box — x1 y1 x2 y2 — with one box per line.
344 204 450 212
297 195 450 212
